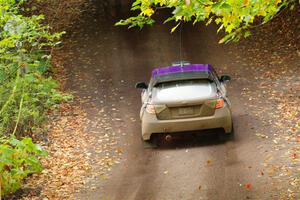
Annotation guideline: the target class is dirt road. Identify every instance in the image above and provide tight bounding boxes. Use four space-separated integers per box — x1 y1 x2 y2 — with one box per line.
63 2 299 200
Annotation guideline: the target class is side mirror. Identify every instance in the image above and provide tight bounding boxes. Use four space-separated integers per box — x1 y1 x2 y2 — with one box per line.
220 75 231 83
135 82 148 89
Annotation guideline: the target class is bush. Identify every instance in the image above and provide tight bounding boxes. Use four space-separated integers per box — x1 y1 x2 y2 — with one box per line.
0 52 71 137
0 0 70 196
0 137 47 196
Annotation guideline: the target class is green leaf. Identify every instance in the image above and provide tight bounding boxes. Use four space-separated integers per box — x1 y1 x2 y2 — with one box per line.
116 0 289 42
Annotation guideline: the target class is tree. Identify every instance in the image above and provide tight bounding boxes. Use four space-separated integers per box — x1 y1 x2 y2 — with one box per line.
116 0 298 43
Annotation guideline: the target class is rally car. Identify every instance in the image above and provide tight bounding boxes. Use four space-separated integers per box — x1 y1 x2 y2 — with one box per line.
136 63 233 144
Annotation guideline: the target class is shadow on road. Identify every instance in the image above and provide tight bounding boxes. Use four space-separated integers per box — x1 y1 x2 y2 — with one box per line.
152 129 234 150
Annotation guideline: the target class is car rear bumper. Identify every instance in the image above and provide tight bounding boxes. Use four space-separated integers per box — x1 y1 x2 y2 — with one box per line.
141 106 232 140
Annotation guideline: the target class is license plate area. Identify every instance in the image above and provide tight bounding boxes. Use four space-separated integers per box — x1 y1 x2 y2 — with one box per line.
178 107 194 115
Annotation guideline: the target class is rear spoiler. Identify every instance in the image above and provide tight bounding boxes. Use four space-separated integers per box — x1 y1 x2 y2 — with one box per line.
153 72 214 87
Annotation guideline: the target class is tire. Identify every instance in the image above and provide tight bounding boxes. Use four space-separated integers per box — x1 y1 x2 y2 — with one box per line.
141 136 158 148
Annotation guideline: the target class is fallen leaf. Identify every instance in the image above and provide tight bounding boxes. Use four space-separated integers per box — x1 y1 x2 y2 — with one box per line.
206 160 212 165
255 133 269 139
245 183 252 190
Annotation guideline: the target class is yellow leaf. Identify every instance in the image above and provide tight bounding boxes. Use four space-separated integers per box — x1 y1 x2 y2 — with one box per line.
205 6 211 14
243 0 249 7
143 8 154 17
171 23 181 33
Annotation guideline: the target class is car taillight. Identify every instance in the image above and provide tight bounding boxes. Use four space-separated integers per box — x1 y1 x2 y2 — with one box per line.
146 104 156 114
215 99 224 109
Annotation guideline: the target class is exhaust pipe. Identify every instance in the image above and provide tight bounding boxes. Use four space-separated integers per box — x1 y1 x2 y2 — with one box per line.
165 134 172 142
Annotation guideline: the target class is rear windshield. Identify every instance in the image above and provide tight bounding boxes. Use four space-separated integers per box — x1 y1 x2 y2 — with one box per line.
155 79 213 89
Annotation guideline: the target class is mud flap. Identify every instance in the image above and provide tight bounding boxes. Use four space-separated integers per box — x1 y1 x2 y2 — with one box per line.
141 137 158 149
218 124 234 142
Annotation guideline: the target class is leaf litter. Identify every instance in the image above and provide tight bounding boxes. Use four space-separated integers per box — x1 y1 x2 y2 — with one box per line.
19 101 122 200
229 10 300 198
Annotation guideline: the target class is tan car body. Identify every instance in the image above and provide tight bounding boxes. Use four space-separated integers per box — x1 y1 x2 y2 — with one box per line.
141 105 232 140
137 64 233 141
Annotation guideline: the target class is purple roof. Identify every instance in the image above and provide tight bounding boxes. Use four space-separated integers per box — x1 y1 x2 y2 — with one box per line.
152 64 212 78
